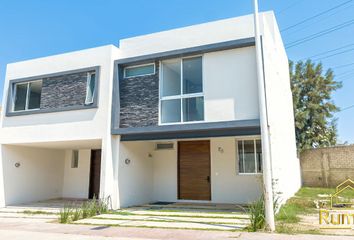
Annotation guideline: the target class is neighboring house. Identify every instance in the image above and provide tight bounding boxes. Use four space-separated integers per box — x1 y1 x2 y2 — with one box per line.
0 11 301 209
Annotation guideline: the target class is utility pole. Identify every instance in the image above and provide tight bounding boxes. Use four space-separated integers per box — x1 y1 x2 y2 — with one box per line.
253 0 275 231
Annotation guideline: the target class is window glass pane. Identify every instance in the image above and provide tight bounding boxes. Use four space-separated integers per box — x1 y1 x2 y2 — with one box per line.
183 97 204 122
71 150 79 168
238 141 244 173
162 60 181 97
28 81 42 109
86 73 96 104
243 140 256 173
256 140 262 172
161 99 181 123
183 57 202 94
14 83 28 111
124 64 154 78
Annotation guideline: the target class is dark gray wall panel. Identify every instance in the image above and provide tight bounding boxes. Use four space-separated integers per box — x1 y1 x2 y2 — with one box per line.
119 62 159 128
40 71 91 109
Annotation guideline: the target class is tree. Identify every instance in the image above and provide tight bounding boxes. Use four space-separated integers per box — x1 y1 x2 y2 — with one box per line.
289 60 342 151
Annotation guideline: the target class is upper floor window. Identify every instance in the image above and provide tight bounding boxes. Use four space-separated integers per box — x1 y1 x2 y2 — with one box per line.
124 63 155 78
85 72 96 104
237 139 262 174
160 56 204 124
13 80 42 112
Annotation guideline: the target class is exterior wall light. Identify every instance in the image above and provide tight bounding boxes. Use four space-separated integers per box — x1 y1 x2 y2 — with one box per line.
218 147 224 153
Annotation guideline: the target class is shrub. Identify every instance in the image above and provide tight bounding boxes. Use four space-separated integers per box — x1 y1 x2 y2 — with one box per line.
248 195 265 232
81 201 90 219
72 207 82 221
59 205 73 223
58 197 110 224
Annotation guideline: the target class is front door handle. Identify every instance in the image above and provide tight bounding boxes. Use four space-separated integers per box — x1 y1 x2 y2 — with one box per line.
206 176 210 183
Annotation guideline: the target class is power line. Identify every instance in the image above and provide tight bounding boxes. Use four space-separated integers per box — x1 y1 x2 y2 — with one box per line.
332 62 354 69
335 69 354 78
278 0 306 15
337 104 354 113
313 47 354 61
281 0 353 32
285 18 354 49
284 3 354 37
300 43 354 60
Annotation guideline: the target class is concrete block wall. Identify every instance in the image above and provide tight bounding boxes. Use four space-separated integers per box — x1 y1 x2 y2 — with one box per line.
300 145 354 187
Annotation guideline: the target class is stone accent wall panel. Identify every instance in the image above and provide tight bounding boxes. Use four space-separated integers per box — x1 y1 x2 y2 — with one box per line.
119 62 159 128
40 71 93 109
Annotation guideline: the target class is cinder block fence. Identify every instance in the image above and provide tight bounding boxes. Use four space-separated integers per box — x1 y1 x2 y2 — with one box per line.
300 145 354 187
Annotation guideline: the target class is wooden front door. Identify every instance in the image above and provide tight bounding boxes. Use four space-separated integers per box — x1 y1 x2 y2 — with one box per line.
89 149 101 199
178 140 211 200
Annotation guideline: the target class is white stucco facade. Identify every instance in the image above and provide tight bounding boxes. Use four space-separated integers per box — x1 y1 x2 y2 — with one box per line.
0 11 300 211
117 137 262 208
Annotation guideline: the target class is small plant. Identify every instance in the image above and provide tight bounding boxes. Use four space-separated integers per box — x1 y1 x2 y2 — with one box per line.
81 201 90 219
97 197 109 214
59 205 73 223
58 196 110 224
72 207 82 221
89 197 98 217
247 195 265 232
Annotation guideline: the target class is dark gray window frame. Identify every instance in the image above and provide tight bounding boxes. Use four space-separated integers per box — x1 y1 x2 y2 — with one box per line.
6 66 100 116
111 37 256 135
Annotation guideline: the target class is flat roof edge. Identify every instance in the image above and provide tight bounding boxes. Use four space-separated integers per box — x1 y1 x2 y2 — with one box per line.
112 119 260 135
115 37 255 66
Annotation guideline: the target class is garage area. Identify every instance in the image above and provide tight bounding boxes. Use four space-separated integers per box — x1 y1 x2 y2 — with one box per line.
0 140 102 206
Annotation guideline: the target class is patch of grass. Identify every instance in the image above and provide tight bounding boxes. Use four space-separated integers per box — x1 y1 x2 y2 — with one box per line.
276 223 321 235
276 187 321 224
23 210 57 215
296 187 335 199
276 204 301 223
109 211 134 215
276 223 296 234
274 187 352 235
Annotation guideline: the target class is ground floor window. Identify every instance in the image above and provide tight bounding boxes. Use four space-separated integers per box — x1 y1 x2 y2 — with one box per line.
237 139 262 174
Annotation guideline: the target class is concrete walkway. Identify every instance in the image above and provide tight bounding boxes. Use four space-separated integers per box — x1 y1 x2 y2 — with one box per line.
0 218 353 240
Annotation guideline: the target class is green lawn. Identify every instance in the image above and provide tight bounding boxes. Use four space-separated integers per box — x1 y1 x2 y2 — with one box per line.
275 187 354 234
276 187 332 223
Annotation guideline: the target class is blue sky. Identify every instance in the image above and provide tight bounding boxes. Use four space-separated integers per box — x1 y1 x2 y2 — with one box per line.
0 0 353 143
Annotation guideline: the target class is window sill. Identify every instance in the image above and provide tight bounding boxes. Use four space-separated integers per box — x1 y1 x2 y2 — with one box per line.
237 172 263 176
159 120 205 126
6 104 98 117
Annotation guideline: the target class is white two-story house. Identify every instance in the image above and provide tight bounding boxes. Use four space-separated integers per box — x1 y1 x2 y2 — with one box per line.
0 12 301 211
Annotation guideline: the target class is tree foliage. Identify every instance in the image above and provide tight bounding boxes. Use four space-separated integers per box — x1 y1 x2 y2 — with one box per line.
289 60 342 151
